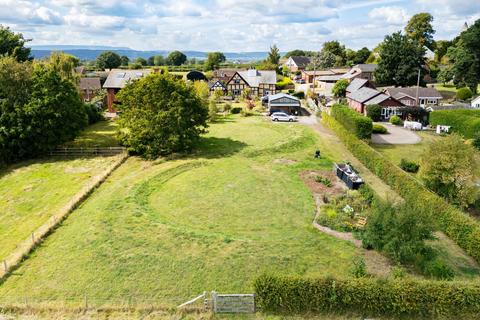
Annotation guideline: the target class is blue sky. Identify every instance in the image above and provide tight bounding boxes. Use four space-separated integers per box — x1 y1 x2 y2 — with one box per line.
1 0 479 51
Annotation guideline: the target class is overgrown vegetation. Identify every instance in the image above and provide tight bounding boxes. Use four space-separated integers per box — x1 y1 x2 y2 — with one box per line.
366 104 382 122
429 109 480 139
400 159 420 173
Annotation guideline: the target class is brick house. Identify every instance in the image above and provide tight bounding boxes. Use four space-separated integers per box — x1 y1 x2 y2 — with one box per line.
347 86 403 117
384 87 443 108
102 69 152 112
283 56 310 73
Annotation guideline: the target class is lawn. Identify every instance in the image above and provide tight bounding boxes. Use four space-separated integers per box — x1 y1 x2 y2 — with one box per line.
62 120 120 148
0 155 120 262
0 116 359 306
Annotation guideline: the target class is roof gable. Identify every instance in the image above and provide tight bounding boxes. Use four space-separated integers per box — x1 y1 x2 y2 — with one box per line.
347 87 381 103
346 78 368 93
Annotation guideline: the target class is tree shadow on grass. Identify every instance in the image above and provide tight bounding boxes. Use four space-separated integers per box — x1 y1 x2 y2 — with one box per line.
190 136 248 159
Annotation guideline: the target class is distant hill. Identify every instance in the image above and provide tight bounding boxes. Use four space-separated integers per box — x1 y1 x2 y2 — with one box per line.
29 46 271 62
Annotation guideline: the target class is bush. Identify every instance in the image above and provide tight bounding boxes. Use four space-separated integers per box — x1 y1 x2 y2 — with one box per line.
400 159 419 173
456 87 473 100
208 100 218 122
223 103 232 113
230 106 242 114
366 104 382 121
349 257 368 278
254 274 480 317
419 258 455 280
322 112 480 264
372 124 387 134
276 77 294 90
331 104 373 139
332 79 349 98
429 109 480 139
315 176 332 187
292 91 305 99
389 115 402 125
473 133 480 151
240 109 254 117
84 103 104 124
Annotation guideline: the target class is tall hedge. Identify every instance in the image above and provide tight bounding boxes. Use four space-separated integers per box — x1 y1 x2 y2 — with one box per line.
331 104 372 139
254 274 480 318
322 112 480 263
429 109 480 139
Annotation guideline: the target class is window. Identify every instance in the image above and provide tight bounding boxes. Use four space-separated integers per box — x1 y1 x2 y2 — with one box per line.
428 99 436 104
234 79 240 84
233 89 241 96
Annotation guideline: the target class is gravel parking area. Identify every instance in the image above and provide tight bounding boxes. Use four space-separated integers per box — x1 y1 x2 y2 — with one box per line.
372 123 421 145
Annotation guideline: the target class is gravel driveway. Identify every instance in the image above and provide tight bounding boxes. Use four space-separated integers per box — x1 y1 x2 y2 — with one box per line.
372 123 421 145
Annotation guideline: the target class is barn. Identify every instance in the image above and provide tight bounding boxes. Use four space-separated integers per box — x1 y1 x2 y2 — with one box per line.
268 93 301 115
186 70 207 82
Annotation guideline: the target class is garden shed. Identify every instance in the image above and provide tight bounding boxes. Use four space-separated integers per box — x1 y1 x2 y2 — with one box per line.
268 93 301 115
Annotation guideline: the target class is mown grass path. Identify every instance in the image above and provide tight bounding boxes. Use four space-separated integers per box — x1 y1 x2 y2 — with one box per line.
0 116 359 306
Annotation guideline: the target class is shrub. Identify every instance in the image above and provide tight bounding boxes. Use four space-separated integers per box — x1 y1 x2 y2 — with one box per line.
315 176 332 187
400 159 419 173
419 258 455 280
389 115 402 125
322 112 480 264
254 274 480 317
276 77 293 90
332 79 349 98
223 103 232 113
366 104 382 121
292 91 305 99
473 133 480 150
331 104 372 139
240 109 254 117
349 257 368 278
84 103 104 124
372 124 387 134
208 100 218 122
429 109 480 139
230 106 242 114
456 87 473 100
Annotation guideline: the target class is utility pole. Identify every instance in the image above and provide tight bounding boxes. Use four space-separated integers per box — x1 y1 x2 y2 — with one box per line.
415 69 421 107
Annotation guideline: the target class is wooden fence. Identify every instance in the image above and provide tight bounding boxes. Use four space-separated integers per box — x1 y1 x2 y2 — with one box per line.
49 147 126 156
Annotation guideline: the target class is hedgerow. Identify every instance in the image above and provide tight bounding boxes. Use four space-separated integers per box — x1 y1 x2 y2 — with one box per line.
254 274 480 318
429 109 480 139
322 112 480 263
331 104 372 139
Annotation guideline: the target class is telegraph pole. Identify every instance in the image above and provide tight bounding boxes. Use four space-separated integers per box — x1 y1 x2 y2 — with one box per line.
415 69 421 107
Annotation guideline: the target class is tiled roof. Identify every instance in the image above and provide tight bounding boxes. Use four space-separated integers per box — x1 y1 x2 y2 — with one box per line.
352 64 378 73
237 69 276 87
347 87 381 103
268 92 300 102
79 77 101 90
289 56 311 68
364 93 390 105
385 87 443 99
103 69 152 89
346 78 368 93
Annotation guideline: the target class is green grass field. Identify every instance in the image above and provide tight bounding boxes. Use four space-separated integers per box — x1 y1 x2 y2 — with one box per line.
0 116 359 306
62 120 120 148
0 156 120 261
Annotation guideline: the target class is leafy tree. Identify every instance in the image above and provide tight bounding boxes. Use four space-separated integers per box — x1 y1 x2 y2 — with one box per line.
283 50 306 58
193 80 210 101
147 56 155 66
456 87 473 100
267 45 281 66
96 51 122 69
434 40 451 63
375 32 426 86
322 41 347 66
205 52 226 71
0 59 88 163
419 133 478 208
405 13 436 51
153 55 164 66
136 57 147 66
346 49 357 66
120 55 130 66
116 73 208 158
332 79 349 97
316 50 336 69
166 50 187 66
42 52 80 83
447 19 480 94
0 25 31 62
437 66 454 85
355 47 371 64
208 100 218 122
257 61 278 71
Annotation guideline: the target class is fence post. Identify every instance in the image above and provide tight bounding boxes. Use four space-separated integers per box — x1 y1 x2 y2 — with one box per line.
84 293 88 309
31 232 35 244
212 291 217 313
3 260 6 272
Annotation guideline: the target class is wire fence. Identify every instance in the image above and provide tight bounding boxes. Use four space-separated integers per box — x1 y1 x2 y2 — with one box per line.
48 147 126 156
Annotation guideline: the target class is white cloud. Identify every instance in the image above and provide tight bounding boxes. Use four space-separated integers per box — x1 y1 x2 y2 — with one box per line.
369 6 409 25
0 0 63 25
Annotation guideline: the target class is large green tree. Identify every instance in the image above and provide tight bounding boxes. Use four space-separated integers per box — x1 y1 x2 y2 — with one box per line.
354 47 371 64
434 40 452 63
405 13 436 51
153 55 165 66
322 41 347 66
166 51 187 66
0 58 88 162
375 32 426 86
0 25 31 62
116 73 208 158
283 49 306 58
267 45 281 65
43 52 80 83
447 19 480 94
96 51 122 69
205 52 226 71
419 133 478 208
120 55 130 66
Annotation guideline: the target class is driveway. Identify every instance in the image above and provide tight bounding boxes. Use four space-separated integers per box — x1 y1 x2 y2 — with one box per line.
372 123 421 145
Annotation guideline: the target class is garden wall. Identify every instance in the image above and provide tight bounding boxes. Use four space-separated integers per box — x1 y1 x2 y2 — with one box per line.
254 274 480 318
322 112 480 263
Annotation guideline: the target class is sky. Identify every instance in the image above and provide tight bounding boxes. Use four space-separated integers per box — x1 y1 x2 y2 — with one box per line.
1 0 479 52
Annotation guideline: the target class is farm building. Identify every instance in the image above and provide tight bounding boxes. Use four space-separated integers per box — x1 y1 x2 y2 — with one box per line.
268 93 301 115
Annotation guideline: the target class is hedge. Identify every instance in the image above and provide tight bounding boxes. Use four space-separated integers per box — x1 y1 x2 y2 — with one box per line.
254 274 480 318
322 112 480 263
429 109 480 139
331 104 372 139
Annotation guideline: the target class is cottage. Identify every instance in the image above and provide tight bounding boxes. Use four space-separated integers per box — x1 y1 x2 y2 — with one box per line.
212 69 240 83
283 56 311 72
103 69 152 112
347 87 403 116
301 70 332 84
346 78 375 95
384 87 443 108
226 69 276 98
471 96 480 108
79 77 101 102
268 93 301 115
209 80 227 94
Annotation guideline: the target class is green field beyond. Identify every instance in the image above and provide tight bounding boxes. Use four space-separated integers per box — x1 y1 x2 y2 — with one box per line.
0 156 119 261
0 116 358 306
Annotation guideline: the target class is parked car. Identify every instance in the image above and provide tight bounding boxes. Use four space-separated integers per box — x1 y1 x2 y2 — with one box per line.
295 79 305 84
270 112 297 122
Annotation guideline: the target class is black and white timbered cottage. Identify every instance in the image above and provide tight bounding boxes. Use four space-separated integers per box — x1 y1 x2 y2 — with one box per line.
226 69 277 98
